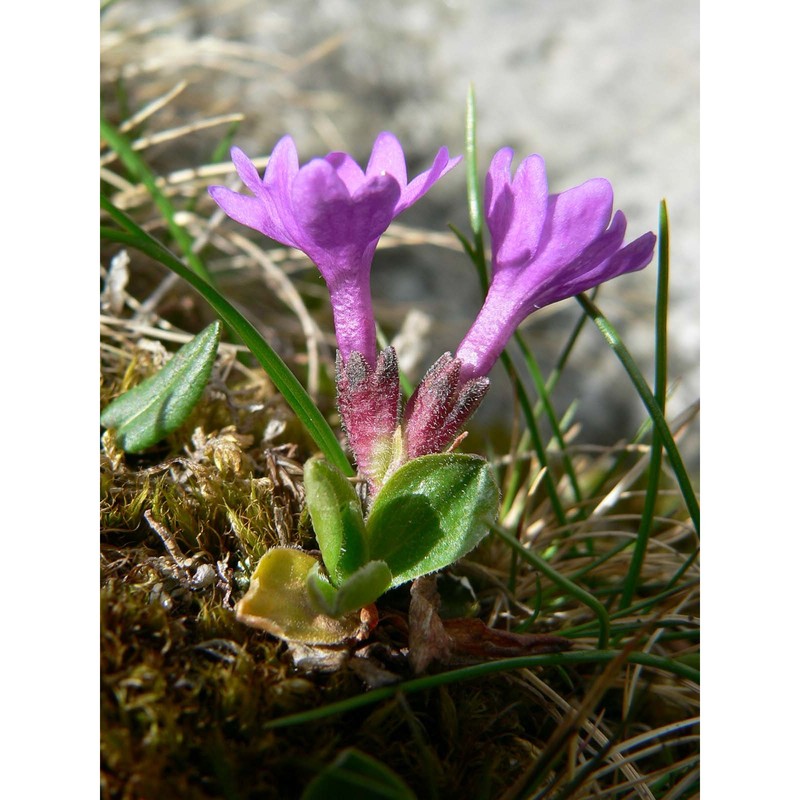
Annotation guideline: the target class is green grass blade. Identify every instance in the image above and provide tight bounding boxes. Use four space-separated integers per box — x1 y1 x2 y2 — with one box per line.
301 748 416 800
663 547 700 594
100 114 214 285
447 222 476 261
575 292 699 535
536 289 596 413
491 522 609 649
464 84 488 292
101 198 353 476
515 332 583 506
500 352 568 527
620 201 671 608
262 650 697 731
209 120 241 165
559 576 699 639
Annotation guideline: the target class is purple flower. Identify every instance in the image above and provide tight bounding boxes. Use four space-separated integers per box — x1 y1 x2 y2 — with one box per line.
209 133 461 368
455 148 657 382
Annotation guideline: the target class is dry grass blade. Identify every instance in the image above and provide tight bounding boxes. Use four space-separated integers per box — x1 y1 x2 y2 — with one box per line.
503 649 650 799
514 669 656 800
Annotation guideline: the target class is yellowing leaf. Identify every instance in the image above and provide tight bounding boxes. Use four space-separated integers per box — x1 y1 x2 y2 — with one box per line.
236 548 365 644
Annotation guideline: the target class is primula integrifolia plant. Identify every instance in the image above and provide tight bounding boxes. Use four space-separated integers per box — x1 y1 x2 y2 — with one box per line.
210 132 656 642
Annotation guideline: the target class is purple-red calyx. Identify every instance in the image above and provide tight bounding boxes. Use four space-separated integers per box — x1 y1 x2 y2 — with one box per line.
336 347 401 495
403 353 489 461
208 132 460 369
455 147 657 382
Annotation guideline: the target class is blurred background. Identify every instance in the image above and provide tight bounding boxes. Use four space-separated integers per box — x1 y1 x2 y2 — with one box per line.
101 0 698 463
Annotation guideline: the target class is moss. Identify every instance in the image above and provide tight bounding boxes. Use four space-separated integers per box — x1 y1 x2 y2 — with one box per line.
102 564 563 799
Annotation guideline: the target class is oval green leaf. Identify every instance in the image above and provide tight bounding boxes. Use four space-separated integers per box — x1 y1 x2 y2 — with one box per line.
366 453 500 587
304 458 368 585
100 320 221 452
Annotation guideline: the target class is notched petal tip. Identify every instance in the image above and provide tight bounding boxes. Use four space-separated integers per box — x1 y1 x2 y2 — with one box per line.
325 151 367 194
433 146 463 176
489 146 515 173
611 230 657 274
263 135 300 187
367 131 408 185
270 134 299 162
398 145 462 213
230 146 263 194
207 185 265 230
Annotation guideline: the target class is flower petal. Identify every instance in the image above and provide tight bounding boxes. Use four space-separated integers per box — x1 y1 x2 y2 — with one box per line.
594 230 657 283
351 175 402 241
207 185 290 242
209 142 302 247
531 210 628 307
231 146 264 195
293 160 400 253
484 147 514 223
538 229 655 307
261 136 303 244
534 178 614 269
484 148 514 259
262 135 299 190
490 152 549 271
292 159 353 249
398 147 461 213
325 151 367 194
366 131 408 187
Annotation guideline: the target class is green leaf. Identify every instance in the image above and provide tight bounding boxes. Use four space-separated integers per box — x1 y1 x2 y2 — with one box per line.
366 453 499 587
301 748 416 800
100 321 221 452
306 562 340 615
304 458 369 585
236 548 364 644
307 560 392 617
